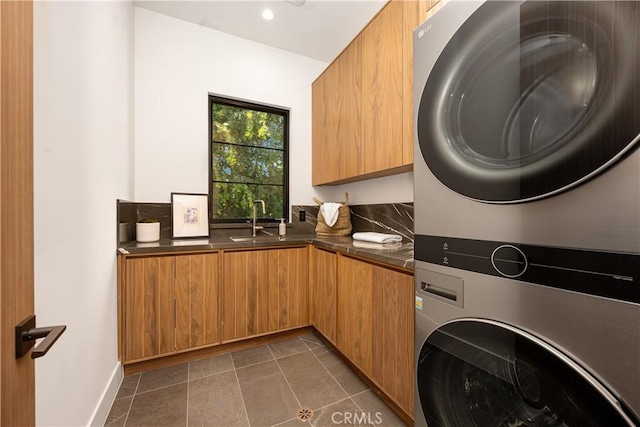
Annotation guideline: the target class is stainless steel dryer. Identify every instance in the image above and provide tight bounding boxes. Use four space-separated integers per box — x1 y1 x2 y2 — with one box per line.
413 1 640 425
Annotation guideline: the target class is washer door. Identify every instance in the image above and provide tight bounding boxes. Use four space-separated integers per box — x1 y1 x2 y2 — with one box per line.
416 1 640 203
417 320 638 426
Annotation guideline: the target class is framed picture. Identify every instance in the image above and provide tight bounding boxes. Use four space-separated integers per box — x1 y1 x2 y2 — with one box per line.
171 193 210 239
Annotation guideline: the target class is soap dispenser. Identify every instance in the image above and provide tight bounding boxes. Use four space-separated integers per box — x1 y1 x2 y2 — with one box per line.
279 218 287 236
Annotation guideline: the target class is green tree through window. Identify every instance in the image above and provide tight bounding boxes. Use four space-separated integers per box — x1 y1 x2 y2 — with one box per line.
209 96 289 222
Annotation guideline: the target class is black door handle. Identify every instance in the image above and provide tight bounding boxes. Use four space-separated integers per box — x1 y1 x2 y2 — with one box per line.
15 315 66 359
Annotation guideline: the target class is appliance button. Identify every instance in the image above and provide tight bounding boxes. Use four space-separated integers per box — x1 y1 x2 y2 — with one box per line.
491 245 528 278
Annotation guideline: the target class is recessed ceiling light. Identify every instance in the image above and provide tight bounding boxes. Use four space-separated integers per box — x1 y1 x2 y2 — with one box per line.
262 9 274 20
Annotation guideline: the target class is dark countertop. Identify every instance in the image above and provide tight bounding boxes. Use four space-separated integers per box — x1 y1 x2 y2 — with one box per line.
118 235 414 271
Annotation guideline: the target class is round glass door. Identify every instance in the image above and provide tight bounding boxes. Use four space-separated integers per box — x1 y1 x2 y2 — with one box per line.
417 0 640 203
417 320 638 426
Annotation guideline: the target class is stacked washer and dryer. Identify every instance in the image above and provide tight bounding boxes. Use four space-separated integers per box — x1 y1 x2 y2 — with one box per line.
412 1 640 426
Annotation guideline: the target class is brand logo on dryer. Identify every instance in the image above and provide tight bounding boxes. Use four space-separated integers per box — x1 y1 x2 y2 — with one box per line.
418 24 431 38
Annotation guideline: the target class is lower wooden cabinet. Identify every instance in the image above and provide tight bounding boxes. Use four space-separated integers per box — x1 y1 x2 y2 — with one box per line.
122 253 220 362
371 264 414 414
120 245 413 416
335 254 414 415
175 254 220 350
337 255 374 376
310 246 338 344
221 247 309 342
124 256 176 361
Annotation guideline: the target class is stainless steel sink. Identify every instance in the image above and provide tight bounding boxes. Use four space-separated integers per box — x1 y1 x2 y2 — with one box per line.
229 235 287 243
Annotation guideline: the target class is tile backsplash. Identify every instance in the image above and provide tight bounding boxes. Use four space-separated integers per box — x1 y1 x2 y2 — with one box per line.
118 200 413 243
117 200 172 242
291 202 414 243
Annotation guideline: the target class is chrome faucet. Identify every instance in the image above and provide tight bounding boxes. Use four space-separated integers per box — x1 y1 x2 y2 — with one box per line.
252 200 266 237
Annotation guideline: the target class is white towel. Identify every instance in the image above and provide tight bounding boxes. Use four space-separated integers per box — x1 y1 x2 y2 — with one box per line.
320 202 342 227
352 232 403 244
353 240 402 250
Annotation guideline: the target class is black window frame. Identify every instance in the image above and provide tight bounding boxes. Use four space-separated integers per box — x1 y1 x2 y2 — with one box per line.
208 94 290 224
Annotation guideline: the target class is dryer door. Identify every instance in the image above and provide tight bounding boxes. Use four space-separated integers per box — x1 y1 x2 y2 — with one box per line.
415 0 640 203
416 320 638 426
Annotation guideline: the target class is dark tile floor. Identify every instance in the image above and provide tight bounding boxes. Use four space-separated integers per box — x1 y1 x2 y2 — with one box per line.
105 334 407 427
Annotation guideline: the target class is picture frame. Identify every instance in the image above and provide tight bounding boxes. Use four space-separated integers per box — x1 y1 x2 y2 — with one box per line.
171 192 210 239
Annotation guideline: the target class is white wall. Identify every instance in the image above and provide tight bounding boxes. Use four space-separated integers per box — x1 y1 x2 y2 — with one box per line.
134 8 325 205
33 2 134 426
315 172 414 205
135 8 413 208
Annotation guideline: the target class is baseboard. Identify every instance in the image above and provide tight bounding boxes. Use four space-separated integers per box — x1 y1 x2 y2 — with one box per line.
88 363 123 427
123 326 314 376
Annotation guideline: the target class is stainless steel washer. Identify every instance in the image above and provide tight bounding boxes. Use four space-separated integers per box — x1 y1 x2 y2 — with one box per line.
413 1 640 425
414 260 639 427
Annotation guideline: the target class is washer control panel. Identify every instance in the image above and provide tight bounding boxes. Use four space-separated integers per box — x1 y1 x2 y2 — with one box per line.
491 244 528 278
415 234 639 304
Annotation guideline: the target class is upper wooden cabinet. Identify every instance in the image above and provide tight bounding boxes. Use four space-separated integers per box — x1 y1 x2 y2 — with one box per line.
312 0 435 185
362 0 403 175
221 247 309 342
312 39 362 184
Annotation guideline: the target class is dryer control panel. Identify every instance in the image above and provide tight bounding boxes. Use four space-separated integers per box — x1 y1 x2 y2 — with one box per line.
415 235 639 304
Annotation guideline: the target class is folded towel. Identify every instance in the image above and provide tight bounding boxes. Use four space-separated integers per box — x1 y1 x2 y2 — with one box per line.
320 202 342 227
353 240 403 251
352 232 403 244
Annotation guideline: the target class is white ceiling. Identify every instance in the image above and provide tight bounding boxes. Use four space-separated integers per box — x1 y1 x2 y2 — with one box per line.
134 0 387 63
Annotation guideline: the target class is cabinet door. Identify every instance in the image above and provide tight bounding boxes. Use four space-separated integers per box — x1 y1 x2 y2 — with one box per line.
337 255 374 376
362 1 403 175
175 253 220 351
312 71 334 185
312 38 362 185
310 246 338 343
124 256 175 361
273 247 309 330
372 265 414 414
334 38 362 181
222 250 264 341
222 248 309 342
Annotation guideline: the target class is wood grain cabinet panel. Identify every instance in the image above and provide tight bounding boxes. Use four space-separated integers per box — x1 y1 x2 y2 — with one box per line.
221 250 252 341
371 265 414 415
124 256 175 361
277 247 309 329
334 38 362 181
334 254 414 416
311 0 442 185
362 0 404 175
312 38 362 184
222 247 309 342
312 71 333 185
401 0 441 167
310 246 338 344
175 253 220 351
122 253 222 362
337 255 374 376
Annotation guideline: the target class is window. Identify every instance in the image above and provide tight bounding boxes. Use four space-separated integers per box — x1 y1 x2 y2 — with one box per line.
209 95 289 223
